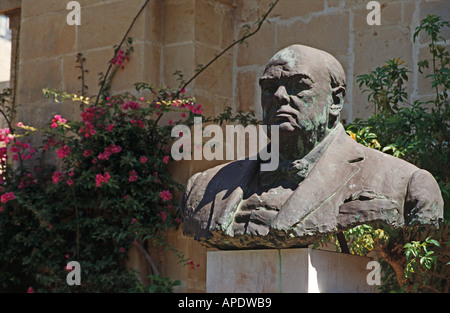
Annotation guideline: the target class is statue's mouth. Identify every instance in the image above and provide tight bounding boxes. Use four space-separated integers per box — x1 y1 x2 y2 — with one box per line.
274 113 294 119
272 111 297 124
264 106 301 129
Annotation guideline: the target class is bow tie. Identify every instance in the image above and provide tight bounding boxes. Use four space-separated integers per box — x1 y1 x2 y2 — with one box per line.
259 159 311 189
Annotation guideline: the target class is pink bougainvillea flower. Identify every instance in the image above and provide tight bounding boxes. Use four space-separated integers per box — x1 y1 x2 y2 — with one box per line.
27 287 34 293
119 247 125 253
111 50 125 66
54 115 66 123
109 145 122 154
43 137 57 151
122 101 140 110
1 192 15 204
95 172 111 187
186 260 200 270
52 171 64 184
83 150 94 157
56 145 71 158
81 106 106 124
18 173 38 189
160 211 167 223
0 206 4 213
129 170 138 182
131 218 138 225
174 217 181 224
163 156 170 164
0 128 14 144
139 156 148 164
80 123 96 138
97 153 108 160
106 124 115 132
48 224 53 230
66 179 74 186
130 119 145 128
159 190 172 202
98 144 122 160
50 115 67 128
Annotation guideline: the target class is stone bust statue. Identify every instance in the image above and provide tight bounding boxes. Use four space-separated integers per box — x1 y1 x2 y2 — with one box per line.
181 44 444 249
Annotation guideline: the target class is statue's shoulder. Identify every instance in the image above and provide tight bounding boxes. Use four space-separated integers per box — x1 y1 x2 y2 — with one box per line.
187 158 258 185
343 132 443 225
182 158 260 204
345 132 417 172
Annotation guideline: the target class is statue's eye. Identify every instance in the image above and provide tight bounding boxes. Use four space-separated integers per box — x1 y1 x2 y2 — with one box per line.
290 81 310 94
261 82 278 95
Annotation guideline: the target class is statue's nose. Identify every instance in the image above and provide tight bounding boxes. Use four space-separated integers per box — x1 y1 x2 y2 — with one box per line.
274 85 289 106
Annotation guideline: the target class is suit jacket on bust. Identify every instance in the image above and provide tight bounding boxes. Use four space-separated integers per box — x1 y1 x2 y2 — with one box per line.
181 123 443 249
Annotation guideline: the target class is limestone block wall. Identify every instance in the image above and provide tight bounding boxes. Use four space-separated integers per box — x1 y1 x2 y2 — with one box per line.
15 0 163 130
0 0 448 292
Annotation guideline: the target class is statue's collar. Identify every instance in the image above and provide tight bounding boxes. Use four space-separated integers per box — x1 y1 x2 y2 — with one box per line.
258 123 343 178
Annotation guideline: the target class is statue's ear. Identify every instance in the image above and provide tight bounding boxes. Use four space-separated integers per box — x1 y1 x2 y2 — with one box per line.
330 86 345 116
329 86 345 128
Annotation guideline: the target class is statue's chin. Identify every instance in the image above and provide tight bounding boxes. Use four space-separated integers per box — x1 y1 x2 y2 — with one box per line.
266 122 321 150
277 122 297 133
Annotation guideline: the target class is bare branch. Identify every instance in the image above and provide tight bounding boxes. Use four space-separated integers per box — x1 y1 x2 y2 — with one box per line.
135 241 160 276
94 0 151 106
179 0 280 93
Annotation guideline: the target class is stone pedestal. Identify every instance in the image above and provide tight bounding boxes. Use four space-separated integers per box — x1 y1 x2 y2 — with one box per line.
206 248 374 293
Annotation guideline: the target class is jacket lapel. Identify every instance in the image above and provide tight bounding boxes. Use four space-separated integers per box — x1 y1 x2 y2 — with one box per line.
271 124 366 235
204 159 260 234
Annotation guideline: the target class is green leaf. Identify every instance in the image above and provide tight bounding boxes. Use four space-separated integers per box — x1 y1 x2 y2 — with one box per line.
427 238 440 247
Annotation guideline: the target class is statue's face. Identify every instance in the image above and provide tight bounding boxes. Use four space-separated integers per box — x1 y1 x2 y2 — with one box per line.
259 47 333 138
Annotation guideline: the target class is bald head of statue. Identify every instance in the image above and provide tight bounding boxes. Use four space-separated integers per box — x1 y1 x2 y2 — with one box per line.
259 44 347 160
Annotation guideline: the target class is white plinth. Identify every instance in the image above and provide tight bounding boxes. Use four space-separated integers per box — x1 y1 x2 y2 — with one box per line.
206 248 374 293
